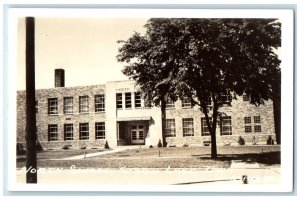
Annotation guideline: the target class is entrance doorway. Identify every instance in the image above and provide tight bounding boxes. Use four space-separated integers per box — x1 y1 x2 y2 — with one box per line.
131 124 145 144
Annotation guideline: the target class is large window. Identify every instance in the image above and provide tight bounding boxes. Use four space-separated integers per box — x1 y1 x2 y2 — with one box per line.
244 116 262 133
125 92 132 108
95 122 105 139
201 117 212 136
79 96 89 113
244 116 252 133
220 116 232 135
64 97 73 114
48 124 58 141
183 118 194 137
165 119 176 137
135 92 141 108
95 94 105 112
64 124 74 140
79 123 89 140
48 98 58 115
116 93 122 109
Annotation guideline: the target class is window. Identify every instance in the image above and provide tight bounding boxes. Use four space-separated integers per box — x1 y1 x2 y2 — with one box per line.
35 100 38 113
201 117 212 136
135 92 141 108
220 90 232 104
64 97 73 114
64 124 73 140
254 116 261 123
244 117 251 124
79 123 89 140
182 97 192 108
183 118 194 137
48 98 58 115
245 126 252 133
254 125 262 132
48 124 58 141
79 96 89 113
254 116 262 132
125 92 132 108
220 116 232 135
165 119 176 137
95 94 105 112
95 122 105 139
166 98 175 109
116 93 122 109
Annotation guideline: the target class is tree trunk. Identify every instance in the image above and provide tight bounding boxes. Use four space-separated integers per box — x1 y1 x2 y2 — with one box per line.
161 98 167 147
273 72 281 144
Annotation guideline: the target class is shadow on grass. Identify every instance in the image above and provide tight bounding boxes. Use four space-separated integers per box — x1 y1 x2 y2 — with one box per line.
198 151 280 165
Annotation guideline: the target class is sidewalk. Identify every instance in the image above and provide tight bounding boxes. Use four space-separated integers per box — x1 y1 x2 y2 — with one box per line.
57 145 145 160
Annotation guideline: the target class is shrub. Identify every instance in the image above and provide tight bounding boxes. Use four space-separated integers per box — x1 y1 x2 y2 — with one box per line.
36 141 43 152
16 143 26 155
252 136 257 145
183 144 189 147
157 139 162 148
62 145 69 150
266 135 274 145
81 146 86 149
149 145 153 148
238 136 245 145
104 140 110 149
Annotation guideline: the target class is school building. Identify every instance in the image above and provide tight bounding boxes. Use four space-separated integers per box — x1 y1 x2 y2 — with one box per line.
16 69 277 150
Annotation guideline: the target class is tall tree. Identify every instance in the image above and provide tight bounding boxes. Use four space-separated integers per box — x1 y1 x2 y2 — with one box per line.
117 19 187 147
117 18 281 158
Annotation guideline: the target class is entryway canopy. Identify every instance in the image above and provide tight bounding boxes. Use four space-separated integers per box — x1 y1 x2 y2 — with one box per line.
116 116 151 122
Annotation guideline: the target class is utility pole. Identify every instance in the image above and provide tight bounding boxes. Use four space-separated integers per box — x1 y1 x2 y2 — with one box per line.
25 17 37 183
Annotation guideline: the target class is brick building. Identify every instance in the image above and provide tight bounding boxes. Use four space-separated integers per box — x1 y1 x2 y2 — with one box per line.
16 69 276 149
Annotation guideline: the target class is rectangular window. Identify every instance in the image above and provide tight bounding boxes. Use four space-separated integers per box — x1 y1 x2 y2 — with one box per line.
95 94 105 112
165 119 176 137
125 92 132 108
245 126 252 133
79 123 89 140
95 122 105 139
244 117 251 124
135 92 141 108
48 98 58 115
48 124 58 141
201 117 212 136
166 98 175 109
220 116 232 135
254 116 261 123
254 125 262 132
116 93 123 109
64 97 73 114
79 96 89 113
183 118 194 137
220 90 232 104
64 124 74 140
182 97 192 108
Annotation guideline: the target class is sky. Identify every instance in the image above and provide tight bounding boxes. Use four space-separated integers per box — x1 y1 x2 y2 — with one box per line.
17 17 148 90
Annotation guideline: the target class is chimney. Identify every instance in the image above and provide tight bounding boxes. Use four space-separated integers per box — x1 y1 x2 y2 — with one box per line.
55 69 65 87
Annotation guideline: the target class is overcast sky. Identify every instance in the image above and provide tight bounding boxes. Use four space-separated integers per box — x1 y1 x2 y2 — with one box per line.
17 17 148 90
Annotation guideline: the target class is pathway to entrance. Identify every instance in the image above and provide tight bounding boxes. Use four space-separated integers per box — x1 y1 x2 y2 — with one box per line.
57 145 146 160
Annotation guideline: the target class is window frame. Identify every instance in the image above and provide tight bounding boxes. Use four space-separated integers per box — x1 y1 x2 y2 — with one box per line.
135 92 142 108
201 117 212 136
116 93 123 109
165 119 176 137
64 97 74 115
95 94 105 112
125 92 132 109
95 122 106 139
64 124 74 140
48 124 58 141
79 96 89 113
48 98 58 115
79 123 89 140
220 116 232 136
182 118 194 137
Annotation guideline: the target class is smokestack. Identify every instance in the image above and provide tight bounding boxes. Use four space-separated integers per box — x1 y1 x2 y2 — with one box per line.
55 69 65 87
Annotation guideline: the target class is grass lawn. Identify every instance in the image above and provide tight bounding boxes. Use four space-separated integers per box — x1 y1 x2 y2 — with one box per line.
16 145 280 169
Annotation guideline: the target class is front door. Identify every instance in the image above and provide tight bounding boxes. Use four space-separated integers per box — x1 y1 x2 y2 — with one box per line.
131 124 145 144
